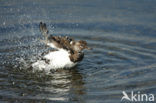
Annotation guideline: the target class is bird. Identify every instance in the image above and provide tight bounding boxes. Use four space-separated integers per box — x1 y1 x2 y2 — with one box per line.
32 22 91 71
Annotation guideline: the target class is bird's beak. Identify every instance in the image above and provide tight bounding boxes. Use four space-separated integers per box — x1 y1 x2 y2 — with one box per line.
86 46 92 50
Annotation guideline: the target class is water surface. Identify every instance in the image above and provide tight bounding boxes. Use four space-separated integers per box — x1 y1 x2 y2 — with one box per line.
0 0 156 103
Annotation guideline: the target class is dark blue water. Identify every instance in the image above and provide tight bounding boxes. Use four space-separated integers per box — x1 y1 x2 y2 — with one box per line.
0 0 156 103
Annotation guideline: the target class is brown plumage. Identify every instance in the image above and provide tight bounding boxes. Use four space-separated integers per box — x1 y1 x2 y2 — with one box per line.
39 22 91 62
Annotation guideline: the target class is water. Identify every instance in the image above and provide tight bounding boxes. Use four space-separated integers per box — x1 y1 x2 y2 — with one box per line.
0 0 156 103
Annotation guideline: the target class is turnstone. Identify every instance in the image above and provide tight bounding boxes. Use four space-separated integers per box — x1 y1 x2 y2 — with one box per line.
32 22 91 71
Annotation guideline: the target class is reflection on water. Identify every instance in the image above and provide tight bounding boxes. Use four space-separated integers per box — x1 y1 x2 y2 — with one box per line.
0 0 156 103
1 65 85 103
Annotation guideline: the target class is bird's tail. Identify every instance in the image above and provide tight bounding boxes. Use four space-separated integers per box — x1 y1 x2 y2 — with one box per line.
39 22 49 39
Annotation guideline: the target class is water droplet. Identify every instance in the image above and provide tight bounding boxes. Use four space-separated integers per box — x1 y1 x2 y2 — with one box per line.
3 22 5 25
20 93 25 96
12 82 15 85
